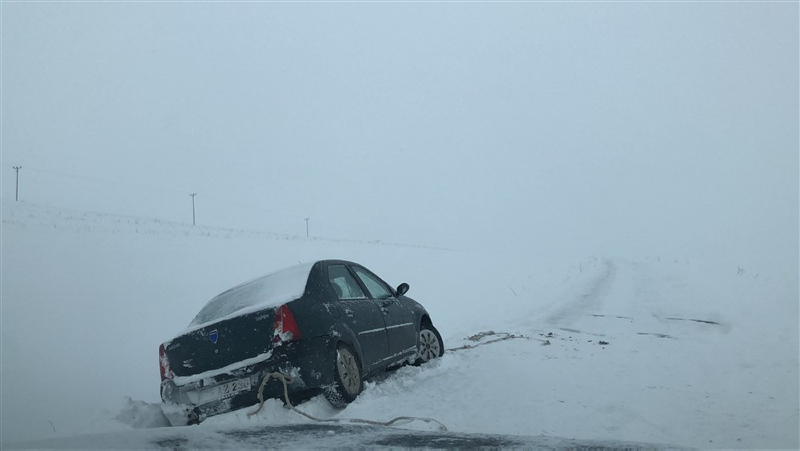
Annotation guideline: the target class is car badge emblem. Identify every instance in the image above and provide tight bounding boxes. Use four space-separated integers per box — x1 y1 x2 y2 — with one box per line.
209 329 218 344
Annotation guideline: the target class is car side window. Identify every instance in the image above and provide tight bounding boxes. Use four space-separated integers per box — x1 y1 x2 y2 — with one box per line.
353 267 393 300
328 265 366 300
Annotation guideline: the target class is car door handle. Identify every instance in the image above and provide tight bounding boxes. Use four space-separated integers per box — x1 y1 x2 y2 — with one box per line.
378 299 396 308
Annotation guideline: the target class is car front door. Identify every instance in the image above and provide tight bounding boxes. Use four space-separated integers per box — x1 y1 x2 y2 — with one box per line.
327 264 389 371
351 266 417 360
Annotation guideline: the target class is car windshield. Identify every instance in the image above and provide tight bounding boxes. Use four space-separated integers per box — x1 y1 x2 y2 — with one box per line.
188 262 315 327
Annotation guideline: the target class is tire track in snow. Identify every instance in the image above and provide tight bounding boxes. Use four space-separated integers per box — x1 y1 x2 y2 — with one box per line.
544 259 617 326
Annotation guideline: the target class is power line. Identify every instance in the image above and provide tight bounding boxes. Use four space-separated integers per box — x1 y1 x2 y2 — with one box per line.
4 164 170 195
0 164 274 218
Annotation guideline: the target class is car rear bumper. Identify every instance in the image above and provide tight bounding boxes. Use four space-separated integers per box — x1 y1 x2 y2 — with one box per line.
160 335 335 426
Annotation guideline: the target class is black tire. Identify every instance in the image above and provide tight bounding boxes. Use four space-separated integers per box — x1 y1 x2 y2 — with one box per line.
414 322 444 365
323 344 363 408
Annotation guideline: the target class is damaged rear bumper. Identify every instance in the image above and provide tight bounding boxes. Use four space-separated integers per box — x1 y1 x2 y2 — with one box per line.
160 336 334 426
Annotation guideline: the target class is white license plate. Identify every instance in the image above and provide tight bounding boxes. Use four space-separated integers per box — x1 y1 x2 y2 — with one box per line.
204 378 252 400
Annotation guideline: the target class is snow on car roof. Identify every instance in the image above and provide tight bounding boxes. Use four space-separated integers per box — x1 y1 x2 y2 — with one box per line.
186 261 316 330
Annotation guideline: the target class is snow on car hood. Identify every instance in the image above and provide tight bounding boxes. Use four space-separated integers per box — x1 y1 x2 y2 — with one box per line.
185 261 316 331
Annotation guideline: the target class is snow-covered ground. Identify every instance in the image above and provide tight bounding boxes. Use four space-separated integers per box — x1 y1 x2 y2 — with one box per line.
2 199 798 448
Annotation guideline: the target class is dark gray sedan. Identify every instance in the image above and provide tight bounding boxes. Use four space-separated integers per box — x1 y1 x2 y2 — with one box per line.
158 260 444 426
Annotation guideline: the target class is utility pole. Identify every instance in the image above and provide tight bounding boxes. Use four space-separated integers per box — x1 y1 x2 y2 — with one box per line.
13 166 21 201
304 218 310 238
190 193 197 225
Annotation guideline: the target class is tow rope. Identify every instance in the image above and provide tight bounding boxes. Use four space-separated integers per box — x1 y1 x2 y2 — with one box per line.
247 372 447 431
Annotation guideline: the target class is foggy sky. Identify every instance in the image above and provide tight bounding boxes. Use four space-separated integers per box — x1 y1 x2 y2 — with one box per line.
3 2 798 268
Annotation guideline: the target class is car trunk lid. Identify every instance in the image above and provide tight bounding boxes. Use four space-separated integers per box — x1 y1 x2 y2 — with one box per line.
163 309 275 378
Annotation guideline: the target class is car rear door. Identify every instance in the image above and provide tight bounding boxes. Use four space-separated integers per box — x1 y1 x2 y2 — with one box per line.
326 264 389 371
351 265 417 359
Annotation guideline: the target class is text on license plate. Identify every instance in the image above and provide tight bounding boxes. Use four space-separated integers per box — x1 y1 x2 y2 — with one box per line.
206 378 252 400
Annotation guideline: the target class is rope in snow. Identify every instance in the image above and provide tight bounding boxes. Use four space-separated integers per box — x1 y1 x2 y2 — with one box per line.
247 372 447 431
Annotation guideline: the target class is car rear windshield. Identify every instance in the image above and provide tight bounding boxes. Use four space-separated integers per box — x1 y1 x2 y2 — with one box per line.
188 262 315 327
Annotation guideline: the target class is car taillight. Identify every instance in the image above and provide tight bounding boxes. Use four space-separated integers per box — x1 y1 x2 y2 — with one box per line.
273 304 302 346
159 343 173 381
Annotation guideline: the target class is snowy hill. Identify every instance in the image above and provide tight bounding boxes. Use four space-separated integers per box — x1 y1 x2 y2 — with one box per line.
2 199 797 448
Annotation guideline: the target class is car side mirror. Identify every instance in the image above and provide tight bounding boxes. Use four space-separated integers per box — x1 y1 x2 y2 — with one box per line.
396 283 410 296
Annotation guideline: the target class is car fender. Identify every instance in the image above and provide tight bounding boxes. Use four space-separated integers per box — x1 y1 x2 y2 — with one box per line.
328 322 366 375
400 295 430 330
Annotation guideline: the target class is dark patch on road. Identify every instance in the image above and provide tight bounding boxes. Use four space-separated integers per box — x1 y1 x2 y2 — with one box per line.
638 332 676 339
666 317 720 325
218 424 658 449
152 437 189 449
588 314 633 320
559 327 606 337
371 433 524 448
221 423 368 440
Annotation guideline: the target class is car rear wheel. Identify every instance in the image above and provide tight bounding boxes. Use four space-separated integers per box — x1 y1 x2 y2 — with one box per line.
415 322 444 365
324 344 363 407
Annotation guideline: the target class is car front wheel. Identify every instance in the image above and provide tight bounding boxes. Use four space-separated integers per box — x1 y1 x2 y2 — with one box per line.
415 322 444 364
